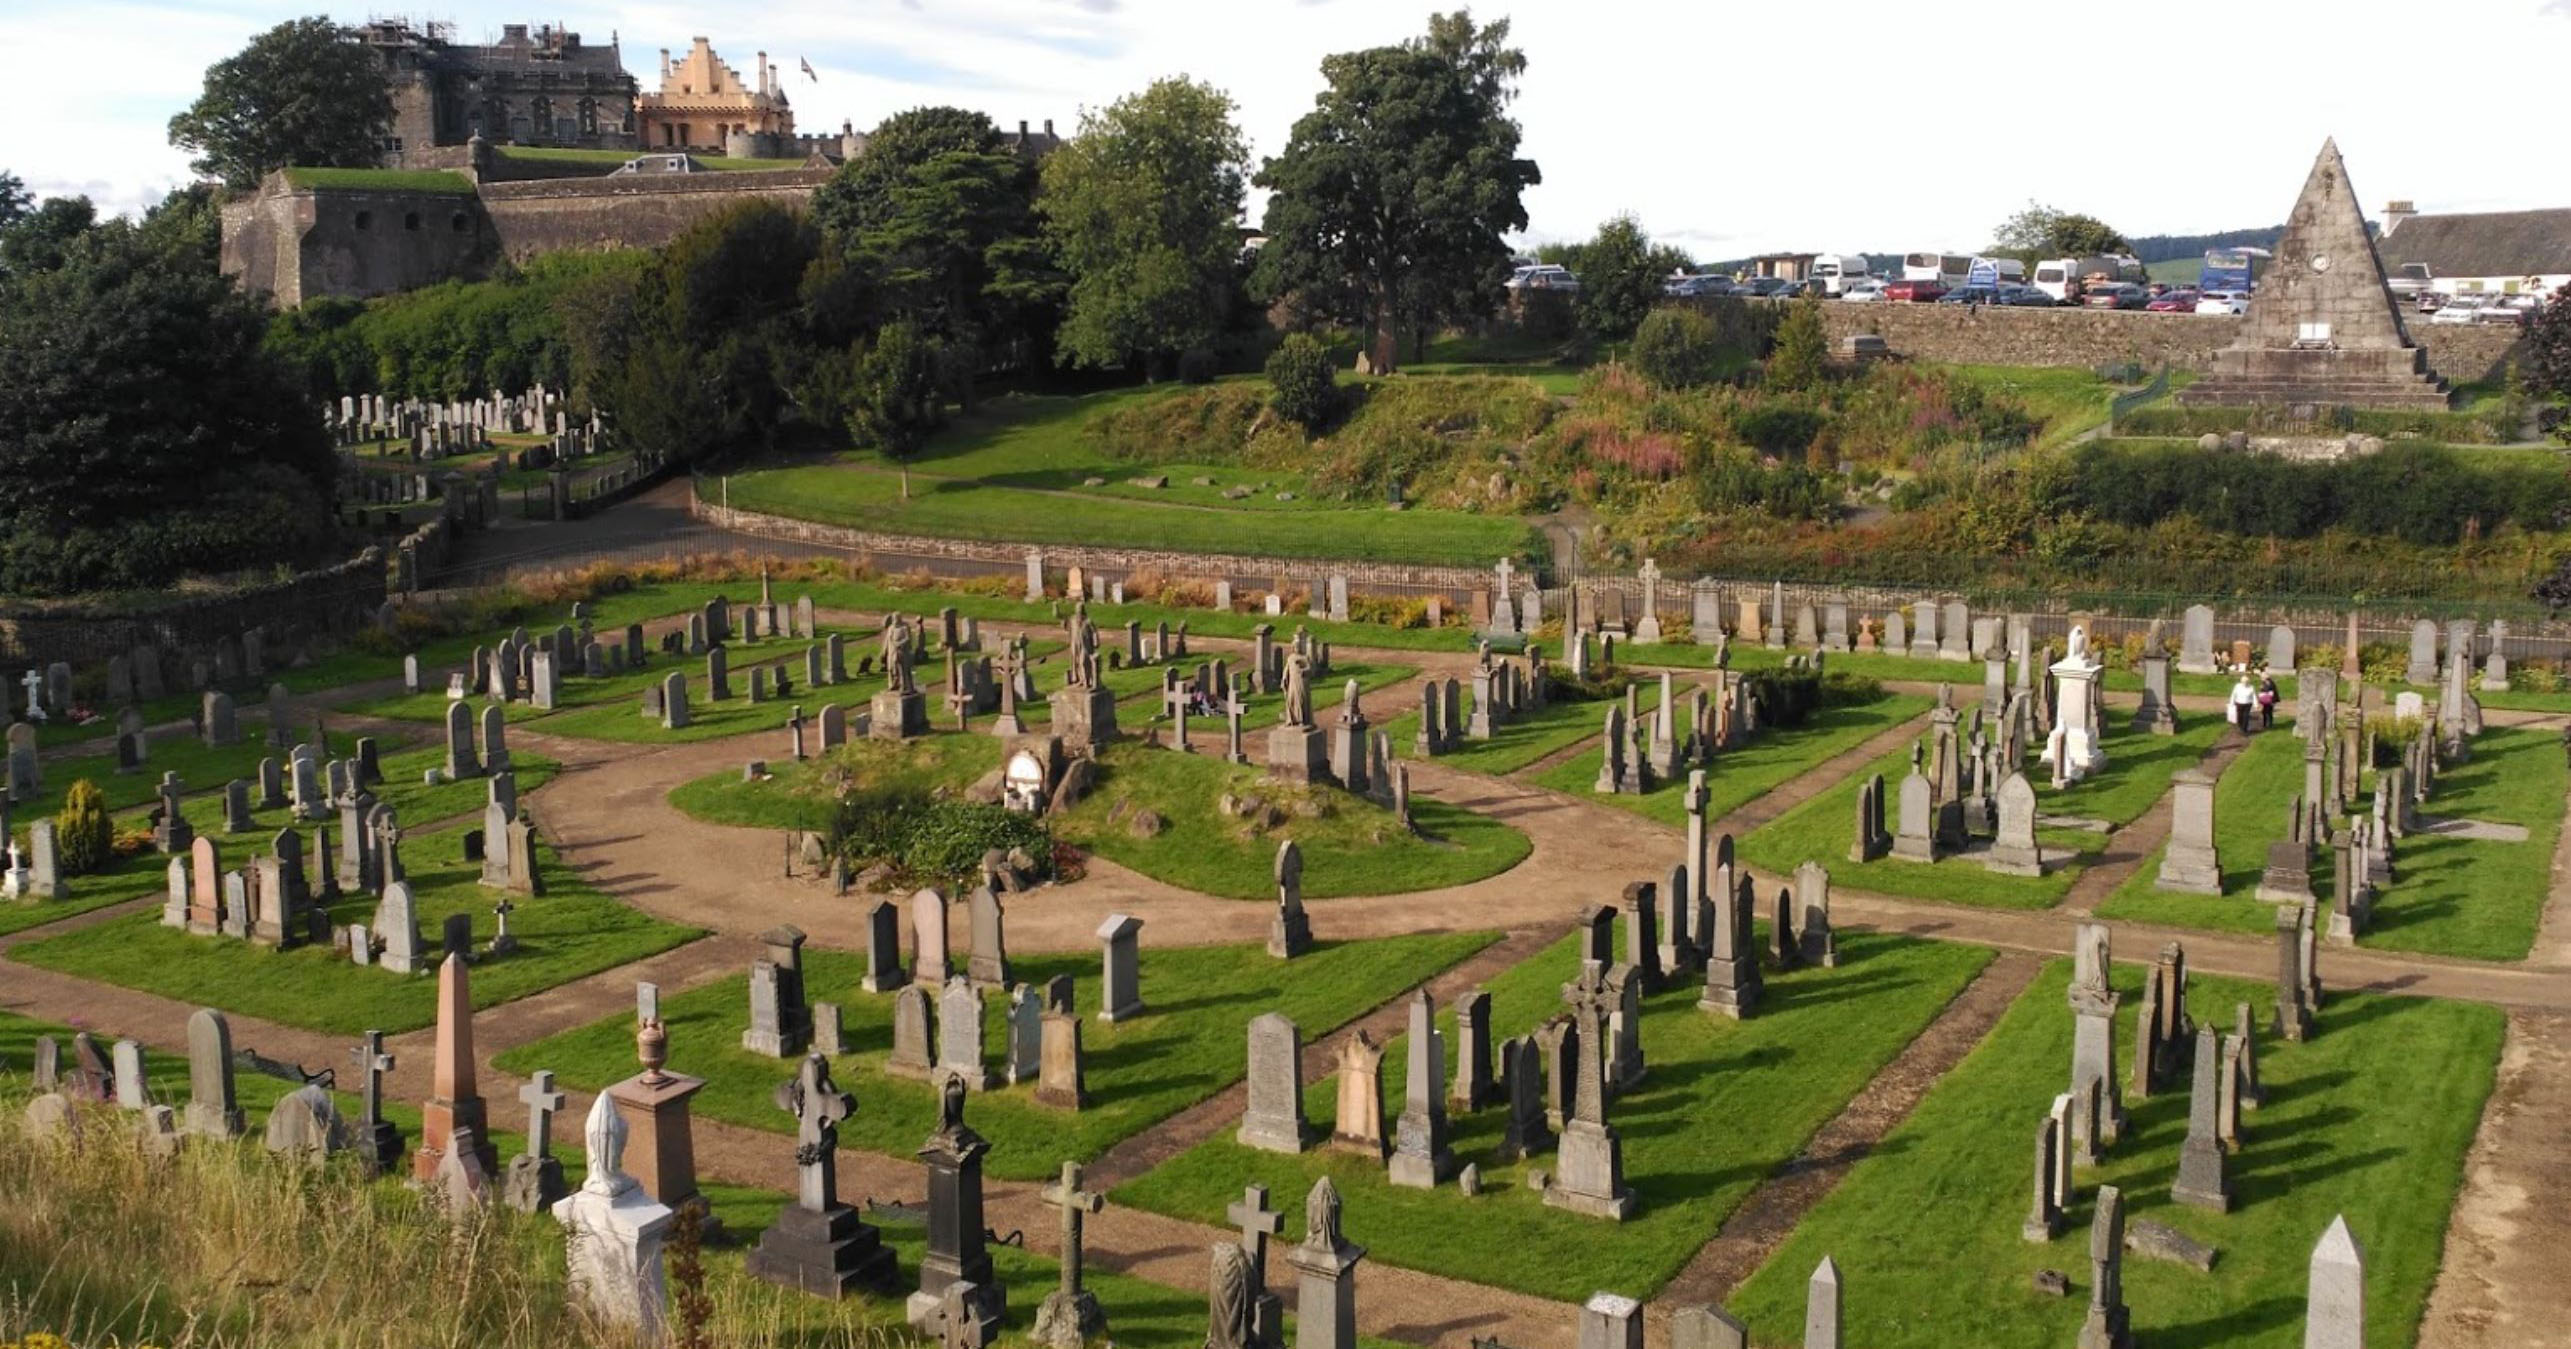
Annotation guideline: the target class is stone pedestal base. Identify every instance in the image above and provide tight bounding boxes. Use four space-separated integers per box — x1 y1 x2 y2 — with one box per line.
1697 957 1760 1019
908 1278 1005 1344
1266 725 1328 784
2156 847 2222 895
607 1071 709 1217
1542 1122 1637 1220
1031 1287 1106 1348
1048 685 1119 751
745 1203 900 1298
1983 843 2044 877
2172 1139 2231 1212
869 689 928 740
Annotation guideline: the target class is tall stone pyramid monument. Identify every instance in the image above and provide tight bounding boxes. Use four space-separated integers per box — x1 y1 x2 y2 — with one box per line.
2179 139 2452 410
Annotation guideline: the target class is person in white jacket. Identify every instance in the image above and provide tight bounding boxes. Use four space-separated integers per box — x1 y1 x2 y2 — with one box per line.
2229 675 2258 732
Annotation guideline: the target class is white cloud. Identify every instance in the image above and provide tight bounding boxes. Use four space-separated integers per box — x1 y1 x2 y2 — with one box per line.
9 0 2571 258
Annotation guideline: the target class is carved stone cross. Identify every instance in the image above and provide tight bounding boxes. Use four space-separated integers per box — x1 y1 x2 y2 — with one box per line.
1041 1158 1108 1299
519 1068 565 1160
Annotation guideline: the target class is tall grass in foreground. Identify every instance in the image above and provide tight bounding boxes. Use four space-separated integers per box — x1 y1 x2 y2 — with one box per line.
0 1099 904 1349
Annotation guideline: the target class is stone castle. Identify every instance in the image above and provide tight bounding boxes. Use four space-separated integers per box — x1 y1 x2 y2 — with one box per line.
221 22 1061 308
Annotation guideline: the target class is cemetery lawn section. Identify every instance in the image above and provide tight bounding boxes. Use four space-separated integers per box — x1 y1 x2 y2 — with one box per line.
719 460 1541 569
1741 716 2230 910
27 729 372 817
156 746 563 843
2099 724 2565 961
495 932 1498 1182
1530 693 1932 827
1110 929 1993 1301
1380 679 1669 778
1724 962 2502 1349
1054 743 1531 900
8 825 704 1035
0 844 170 938
341 625 881 726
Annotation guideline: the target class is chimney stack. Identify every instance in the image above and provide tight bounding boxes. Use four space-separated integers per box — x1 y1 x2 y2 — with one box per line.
2383 200 2416 236
757 52 769 95
659 48 671 80
1044 118 1055 138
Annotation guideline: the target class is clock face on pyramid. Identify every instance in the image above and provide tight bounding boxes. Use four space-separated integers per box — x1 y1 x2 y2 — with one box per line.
2310 254 2332 273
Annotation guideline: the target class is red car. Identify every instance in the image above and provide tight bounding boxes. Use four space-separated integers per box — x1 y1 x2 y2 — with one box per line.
1882 278 1946 303
2144 289 2203 313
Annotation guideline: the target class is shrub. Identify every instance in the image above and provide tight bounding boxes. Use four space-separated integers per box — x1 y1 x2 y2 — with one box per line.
54 780 111 877
1734 404 1829 459
1176 347 1219 385
1265 333 1338 428
1765 296 1830 393
1630 306 1724 389
828 781 1051 890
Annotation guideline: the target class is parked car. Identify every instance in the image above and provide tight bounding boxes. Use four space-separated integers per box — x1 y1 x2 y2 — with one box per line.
2082 283 2148 310
2483 294 2543 326
1771 280 1814 299
1998 285 2059 307
2415 290 2448 313
1507 263 1580 292
1882 278 1946 303
1937 285 2001 305
1663 273 1734 298
2429 294 2489 326
1840 278 1888 302
2144 289 2203 313
2195 290 2249 315
1734 276 1789 297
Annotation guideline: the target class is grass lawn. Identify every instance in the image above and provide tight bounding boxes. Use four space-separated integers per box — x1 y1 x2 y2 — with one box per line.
1055 743 1530 900
2100 725 2564 961
1376 679 1662 777
1740 716 2231 909
155 745 563 844
0 842 170 939
25 729 373 817
1112 929 1994 1301
1531 694 1933 827
1725 961 2502 1349
342 624 881 727
496 932 1498 1182
9 823 703 1036
720 459 1541 570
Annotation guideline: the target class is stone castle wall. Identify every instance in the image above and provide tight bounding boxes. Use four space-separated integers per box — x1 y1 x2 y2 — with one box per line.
1803 303 2526 387
222 166 830 306
0 548 387 671
479 167 830 263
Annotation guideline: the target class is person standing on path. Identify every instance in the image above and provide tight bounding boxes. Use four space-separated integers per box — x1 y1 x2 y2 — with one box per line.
2229 675 2258 733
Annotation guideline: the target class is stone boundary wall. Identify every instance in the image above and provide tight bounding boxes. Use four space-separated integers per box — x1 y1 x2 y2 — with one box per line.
689 497 1489 598
1563 572 2571 660
1801 303 2527 388
0 548 388 672
478 168 831 263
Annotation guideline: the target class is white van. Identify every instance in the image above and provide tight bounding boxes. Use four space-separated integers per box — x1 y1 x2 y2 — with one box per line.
1811 253 1873 296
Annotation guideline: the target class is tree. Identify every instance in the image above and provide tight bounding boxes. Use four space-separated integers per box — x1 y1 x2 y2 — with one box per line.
0 171 28 228
0 195 98 276
814 107 1059 383
1991 200 2131 264
1253 12 1540 373
2527 290 2571 400
0 221 338 594
1765 296 1829 393
1630 307 1723 389
1265 333 1338 427
1565 215 1664 345
168 17 391 188
1040 77 1250 376
845 319 946 498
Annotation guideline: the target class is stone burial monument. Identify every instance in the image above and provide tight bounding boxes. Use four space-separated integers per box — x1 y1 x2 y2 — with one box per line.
2178 139 2451 410
746 1050 901 1297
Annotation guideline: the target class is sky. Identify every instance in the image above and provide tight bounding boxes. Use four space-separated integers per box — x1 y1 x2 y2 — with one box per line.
9 0 2571 259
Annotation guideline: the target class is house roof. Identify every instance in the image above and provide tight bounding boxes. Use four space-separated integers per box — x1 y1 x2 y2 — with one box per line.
2378 208 2571 278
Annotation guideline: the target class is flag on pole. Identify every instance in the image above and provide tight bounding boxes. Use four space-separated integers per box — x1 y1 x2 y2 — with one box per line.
799 56 818 81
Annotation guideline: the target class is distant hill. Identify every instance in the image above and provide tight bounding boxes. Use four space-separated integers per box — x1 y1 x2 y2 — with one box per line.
2127 226 2284 265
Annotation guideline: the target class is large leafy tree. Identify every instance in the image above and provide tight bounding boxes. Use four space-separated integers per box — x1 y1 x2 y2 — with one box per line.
1040 77 1249 375
1253 11 1539 372
0 171 29 227
169 17 392 189
1563 214 1687 345
590 201 817 465
1991 201 2132 264
813 108 1060 383
0 221 338 594
2526 289 2571 402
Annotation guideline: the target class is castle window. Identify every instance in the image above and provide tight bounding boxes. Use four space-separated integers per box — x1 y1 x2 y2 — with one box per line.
578 98 598 136
531 98 552 138
450 212 470 233
353 210 372 231
403 212 421 231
